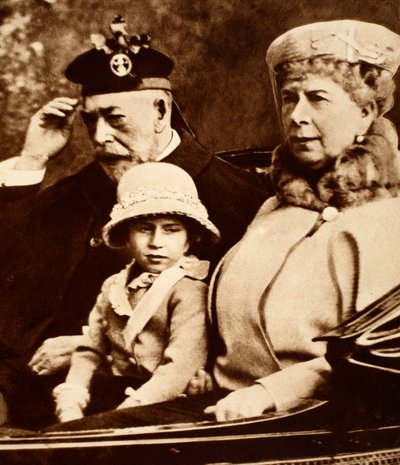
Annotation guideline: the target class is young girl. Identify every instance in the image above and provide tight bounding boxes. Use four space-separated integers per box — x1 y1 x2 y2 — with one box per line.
52 162 220 422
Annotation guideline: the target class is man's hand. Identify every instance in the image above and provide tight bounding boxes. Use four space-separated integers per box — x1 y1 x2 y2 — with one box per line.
28 335 86 375
15 97 79 171
204 384 275 421
185 368 214 396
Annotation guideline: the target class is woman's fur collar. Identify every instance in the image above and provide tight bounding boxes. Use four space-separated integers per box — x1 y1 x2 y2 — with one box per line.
271 118 400 211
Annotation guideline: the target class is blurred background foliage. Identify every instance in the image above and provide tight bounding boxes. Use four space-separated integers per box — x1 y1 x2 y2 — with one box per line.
1 0 400 180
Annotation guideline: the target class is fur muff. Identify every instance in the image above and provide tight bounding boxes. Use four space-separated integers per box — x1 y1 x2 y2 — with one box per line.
271 117 400 211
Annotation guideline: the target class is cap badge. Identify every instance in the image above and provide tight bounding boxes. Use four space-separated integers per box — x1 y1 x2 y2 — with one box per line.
89 16 152 78
110 53 133 77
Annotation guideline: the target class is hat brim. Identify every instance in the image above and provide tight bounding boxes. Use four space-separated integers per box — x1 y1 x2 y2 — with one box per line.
103 199 220 248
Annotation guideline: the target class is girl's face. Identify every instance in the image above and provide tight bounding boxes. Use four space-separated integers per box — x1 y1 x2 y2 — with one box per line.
127 215 189 273
280 76 373 170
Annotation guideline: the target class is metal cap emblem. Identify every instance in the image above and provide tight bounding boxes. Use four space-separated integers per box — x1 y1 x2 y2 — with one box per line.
110 53 132 77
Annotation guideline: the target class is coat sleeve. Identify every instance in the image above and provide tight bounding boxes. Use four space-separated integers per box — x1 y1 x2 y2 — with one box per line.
65 279 112 388
0 157 45 186
256 356 332 411
0 184 42 241
133 280 208 405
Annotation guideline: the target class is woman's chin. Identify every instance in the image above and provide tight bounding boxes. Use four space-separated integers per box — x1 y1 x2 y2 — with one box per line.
292 151 329 170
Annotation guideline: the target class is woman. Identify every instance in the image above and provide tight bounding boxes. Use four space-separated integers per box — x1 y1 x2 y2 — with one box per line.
206 19 400 421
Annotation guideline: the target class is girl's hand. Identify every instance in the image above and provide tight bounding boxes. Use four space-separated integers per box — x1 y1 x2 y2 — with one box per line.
185 368 214 396
52 382 90 423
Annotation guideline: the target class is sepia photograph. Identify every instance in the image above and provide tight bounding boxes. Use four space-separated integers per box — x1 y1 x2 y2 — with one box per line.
0 0 400 464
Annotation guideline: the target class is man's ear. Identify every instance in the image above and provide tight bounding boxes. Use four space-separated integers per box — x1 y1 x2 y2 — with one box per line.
154 98 167 133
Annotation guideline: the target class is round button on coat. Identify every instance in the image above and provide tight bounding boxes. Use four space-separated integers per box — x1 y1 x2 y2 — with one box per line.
322 206 340 222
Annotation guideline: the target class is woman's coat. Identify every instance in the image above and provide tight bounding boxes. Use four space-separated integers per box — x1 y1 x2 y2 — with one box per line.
210 195 400 411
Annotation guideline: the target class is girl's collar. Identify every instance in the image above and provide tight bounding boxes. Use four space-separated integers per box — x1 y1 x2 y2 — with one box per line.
109 256 209 317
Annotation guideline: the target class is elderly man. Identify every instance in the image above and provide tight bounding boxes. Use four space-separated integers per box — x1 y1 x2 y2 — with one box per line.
0 17 269 428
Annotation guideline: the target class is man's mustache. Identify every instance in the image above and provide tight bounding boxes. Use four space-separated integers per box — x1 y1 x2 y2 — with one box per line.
94 151 136 163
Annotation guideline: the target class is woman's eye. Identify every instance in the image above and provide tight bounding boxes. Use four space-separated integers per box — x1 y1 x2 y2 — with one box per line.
309 94 327 103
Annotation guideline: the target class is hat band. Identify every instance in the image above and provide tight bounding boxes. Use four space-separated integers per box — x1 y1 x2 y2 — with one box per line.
136 77 172 91
112 186 208 220
81 77 172 96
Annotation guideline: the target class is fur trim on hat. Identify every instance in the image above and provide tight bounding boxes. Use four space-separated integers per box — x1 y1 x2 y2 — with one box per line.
271 117 400 211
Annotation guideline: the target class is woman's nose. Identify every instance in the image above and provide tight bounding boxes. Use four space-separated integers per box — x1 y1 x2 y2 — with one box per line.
290 96 311 125
93 118 114 145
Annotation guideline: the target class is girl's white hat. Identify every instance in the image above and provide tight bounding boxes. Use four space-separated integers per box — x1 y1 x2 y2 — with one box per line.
103 162 220 247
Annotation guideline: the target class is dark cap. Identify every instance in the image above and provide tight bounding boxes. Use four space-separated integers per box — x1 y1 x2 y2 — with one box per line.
65 16 174 96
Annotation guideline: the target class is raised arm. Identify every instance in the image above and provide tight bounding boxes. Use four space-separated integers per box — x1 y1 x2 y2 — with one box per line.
15 97 79 171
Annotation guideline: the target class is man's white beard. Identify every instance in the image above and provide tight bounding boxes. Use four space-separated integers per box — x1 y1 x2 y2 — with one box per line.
95 140 161 182
99 158 142 183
